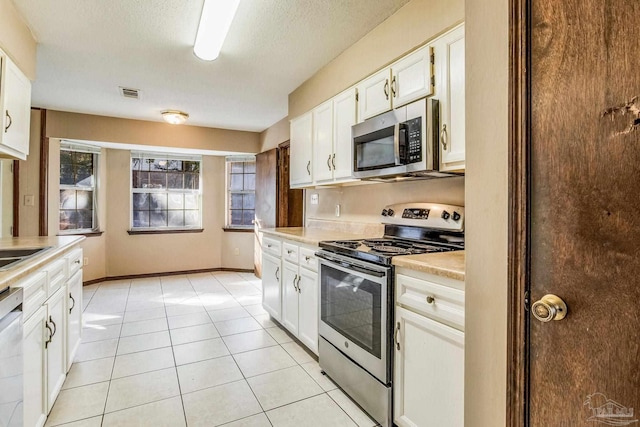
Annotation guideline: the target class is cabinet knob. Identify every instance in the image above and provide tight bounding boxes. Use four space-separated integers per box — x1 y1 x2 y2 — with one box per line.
426 295 435 304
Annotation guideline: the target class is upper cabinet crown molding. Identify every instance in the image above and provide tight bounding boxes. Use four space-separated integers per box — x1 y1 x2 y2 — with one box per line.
0 49 31 160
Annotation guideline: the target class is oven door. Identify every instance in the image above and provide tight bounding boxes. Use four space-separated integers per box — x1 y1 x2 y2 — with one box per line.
317 251 392 384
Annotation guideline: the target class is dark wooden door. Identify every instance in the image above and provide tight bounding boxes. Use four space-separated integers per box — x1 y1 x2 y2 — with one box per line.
277 141 303 228
255 149 278 231
528 0 640 425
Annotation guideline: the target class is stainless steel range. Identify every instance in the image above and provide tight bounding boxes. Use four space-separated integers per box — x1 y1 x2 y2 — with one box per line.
316 203 464 427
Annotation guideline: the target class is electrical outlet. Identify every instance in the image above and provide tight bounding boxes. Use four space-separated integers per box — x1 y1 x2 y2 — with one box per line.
335 204 341 217
83 257 89 266
233 248 240 256
311 194 319 205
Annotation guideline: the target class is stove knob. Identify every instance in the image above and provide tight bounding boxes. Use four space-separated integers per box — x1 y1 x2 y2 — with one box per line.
381 209 388 216
387 209 395 217
441 210 451 220
452 211 461 221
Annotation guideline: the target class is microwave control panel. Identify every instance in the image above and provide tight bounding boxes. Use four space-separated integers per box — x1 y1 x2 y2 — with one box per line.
404 117 422 163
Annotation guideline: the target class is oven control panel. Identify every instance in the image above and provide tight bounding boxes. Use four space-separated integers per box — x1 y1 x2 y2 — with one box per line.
380 203 465 231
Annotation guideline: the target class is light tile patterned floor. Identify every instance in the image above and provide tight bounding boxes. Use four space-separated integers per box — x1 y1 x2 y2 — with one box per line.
44 271 378 427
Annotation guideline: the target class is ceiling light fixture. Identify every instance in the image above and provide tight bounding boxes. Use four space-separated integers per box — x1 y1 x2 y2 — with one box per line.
161 110 189 125
193 0 240 61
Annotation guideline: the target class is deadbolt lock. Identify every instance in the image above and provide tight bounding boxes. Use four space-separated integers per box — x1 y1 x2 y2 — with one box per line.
531 294 567 322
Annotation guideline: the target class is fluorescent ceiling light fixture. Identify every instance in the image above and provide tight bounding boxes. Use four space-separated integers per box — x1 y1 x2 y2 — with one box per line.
193 0 240 61
161 110 189 125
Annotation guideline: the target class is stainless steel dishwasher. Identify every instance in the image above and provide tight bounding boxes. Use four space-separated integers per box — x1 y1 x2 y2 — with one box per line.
0 286 23 427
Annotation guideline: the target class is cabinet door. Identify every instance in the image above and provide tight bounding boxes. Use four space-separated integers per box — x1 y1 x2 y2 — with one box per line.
262 253 282 321
290 112 313 187
394 306 464 427
434 25 465 171
46 288 67 412
357 68 393 121
297 268 318 354
66 270 83 372
312 100 334 184
392 44 434 108
0 54 31 160
332 88 357 181
281 261 299 335
23 306 47 427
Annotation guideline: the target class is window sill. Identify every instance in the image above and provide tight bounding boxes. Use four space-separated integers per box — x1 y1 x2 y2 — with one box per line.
127 228 204 235
58 231 104 238
222 227 254 233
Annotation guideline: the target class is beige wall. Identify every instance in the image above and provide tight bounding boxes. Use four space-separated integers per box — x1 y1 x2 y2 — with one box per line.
46 111 261 154
259 117 290 153
288 0 464 118
306 178 465 224
18 109 42 237
0 0 37 79
464 0 509 425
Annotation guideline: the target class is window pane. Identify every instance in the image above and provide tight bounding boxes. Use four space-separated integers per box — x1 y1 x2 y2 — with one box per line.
149 172 166 189
60 164 74 185
75 166 93 187
168 160 182 171
244 162 256 173
242 210 254 225
167 172 184 189
60 190 77 209
131 157 142 171
168 193 184 210
74 152 93 167
185 173 199 190
150 211 167 227
133 211 150 228
230 210 242 225
150 193 167 210
142 158 152 171
133 193 149 210
78 210 94 229
244 173 256 191
150 159 168 171
243 194 255 209
231 162 244 173
132 171 149 188
76 190 93 210
183 161 199 173
184 194 198 210
230 193 243 209
60 150 72 165
168 210 184 227
60 211 79 230
230 174 243 191
185 210 199 227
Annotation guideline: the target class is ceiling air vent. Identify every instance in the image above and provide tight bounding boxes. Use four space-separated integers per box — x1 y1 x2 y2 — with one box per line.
119 86 141 100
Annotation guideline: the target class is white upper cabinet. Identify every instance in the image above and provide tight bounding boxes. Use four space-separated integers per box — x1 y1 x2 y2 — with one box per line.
391 44 434 108
332 87 357 181
433 24 465 171
289 112 314 188
357 68 393 121
312 100 334 184
0 51 31 160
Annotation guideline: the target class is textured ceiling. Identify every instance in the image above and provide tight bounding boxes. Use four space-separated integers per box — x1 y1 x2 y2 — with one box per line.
13 0 410 132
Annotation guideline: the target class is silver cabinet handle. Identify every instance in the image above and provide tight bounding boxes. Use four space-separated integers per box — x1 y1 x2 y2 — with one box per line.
296 275 302 293
49 316 57 338
384 79 390 100
69 293 76 314
293 274 299 292
327 154 332 171
391 75 397 98
306 160 311 175
394 322 401 350
45 322 53 349
331 154 335 170
4 111 12 133
441 124 448 150
275 267 280 281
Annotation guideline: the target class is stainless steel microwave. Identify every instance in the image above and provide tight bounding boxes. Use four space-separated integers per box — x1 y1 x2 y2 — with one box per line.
352 98 443 180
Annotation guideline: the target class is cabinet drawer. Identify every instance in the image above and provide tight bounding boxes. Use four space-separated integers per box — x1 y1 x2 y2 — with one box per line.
66 248 83 277
282 242 299 264
263 237 282 257
396 273 464 330
16 271 47 319
44 258 67 297
299 247 318 272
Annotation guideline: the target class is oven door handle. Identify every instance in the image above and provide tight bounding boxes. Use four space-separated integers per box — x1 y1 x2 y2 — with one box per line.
316 252 386 278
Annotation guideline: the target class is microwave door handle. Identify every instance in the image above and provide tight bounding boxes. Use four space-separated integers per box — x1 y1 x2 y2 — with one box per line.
393 122 401 165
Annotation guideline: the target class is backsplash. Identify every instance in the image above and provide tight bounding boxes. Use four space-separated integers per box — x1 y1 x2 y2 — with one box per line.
305 176 465 224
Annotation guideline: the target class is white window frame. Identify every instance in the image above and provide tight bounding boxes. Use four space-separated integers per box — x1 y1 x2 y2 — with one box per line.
59 141 100 234
226 155 256 230
130 151 203 231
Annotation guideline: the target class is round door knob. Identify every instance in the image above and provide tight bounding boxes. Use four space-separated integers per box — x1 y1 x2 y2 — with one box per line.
531 294 568 322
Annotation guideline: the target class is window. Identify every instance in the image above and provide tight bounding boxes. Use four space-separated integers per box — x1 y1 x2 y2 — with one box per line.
59 142 100 233
226 156 256 228
130 152 202 230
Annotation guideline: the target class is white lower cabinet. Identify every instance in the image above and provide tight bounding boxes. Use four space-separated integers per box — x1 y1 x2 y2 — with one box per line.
23 306 47 427
394 270 464 427
66 270 83 371
281 261 300 335
45 287 67 412
296 267 318 352
262 252 282 321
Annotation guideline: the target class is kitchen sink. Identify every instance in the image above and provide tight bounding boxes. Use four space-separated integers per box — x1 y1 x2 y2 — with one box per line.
0 247 53 271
